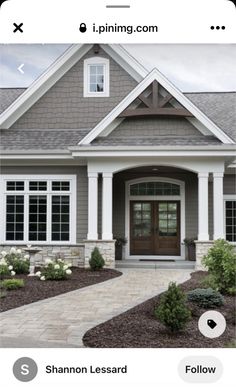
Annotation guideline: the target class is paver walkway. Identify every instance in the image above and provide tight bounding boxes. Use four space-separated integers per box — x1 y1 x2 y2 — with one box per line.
0 269 191 348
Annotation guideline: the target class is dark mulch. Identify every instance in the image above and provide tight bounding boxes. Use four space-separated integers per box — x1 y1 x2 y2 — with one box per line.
83 271 236 348
0 268 122 313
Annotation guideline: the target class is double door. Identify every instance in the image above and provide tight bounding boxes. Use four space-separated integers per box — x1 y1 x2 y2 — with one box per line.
130 201 180 256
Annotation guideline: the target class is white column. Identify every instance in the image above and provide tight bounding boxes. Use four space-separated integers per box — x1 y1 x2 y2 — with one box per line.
102 172 113 240
87 172 98 240
198 172 209 240
213 172 224 240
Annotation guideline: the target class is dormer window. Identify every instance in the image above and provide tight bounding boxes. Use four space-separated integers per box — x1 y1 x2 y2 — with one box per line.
84 57 110 97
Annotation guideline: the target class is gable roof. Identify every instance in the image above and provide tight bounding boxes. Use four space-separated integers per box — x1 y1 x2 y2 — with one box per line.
0 44 235 148
79 69 234 145
0 44 146 130
185 92 236 142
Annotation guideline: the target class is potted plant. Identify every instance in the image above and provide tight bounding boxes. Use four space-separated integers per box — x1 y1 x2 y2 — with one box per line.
183 237 196 261
115 237 127 260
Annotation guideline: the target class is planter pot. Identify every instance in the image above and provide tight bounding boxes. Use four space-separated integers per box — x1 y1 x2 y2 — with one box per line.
115 245 123 260
187 245 196 261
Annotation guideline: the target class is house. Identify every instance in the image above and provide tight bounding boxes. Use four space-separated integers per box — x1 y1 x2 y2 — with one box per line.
0 44 235 269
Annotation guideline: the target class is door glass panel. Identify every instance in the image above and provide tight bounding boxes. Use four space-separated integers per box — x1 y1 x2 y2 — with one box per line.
158 202 178 237
168 203 177 211
132 203 151 237
159 203 168 212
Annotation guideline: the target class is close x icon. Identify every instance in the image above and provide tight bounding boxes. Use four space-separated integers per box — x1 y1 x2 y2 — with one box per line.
13 22 23 33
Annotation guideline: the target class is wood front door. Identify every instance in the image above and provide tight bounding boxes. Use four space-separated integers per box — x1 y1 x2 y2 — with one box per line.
130 201 180 256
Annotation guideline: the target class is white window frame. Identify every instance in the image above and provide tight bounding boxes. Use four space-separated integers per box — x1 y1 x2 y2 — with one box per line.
0 175 77 245
224 194 236 245
83 57 110 97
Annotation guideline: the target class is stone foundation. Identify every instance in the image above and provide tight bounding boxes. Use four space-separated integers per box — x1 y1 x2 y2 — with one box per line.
195 241 214 270
0 245 85 267
84 240 116 268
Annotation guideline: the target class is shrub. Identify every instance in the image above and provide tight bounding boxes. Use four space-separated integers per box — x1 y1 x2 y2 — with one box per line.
4 248 30 274
0 258 16 279
38 259 72 281
1 279 25 290
187 288 224 308
89 247 105 271
202 239 236 294
154 282 191 332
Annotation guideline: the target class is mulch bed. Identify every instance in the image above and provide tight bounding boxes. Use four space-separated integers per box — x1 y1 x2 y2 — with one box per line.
0 268 122 313
83 271 236 348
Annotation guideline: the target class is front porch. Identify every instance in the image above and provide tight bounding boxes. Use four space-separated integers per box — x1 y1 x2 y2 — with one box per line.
85 159 226 269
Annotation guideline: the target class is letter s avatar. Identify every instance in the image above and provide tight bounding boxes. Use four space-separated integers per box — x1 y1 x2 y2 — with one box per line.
21 364 30 376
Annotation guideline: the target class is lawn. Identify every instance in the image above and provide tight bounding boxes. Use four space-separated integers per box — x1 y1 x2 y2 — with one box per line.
83 271 236 348
0 268 122 313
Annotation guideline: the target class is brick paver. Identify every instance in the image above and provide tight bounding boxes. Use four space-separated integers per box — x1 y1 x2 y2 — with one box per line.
0 269 191 347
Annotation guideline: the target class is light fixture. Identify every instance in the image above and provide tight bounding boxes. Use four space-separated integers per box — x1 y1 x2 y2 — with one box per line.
152 168 158 171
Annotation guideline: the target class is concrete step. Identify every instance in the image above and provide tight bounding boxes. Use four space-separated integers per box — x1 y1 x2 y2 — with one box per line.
115 260 195 270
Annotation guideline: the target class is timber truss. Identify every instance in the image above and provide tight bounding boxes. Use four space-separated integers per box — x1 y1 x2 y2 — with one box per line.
119 80 193 118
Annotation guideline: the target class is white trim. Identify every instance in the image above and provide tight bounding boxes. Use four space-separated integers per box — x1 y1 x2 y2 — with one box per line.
79 68 234 145
224 195 236 245
0 175 77 245
101 44 148 82
0 44 93 129
71 148 236 158
125 177 186 260
87 172 98 240
198 172 209 240
102 172 113 240
213 172 224 239
83 57 110 98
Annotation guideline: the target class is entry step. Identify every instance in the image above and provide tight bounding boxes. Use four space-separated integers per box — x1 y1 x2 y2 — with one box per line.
116 260 195 269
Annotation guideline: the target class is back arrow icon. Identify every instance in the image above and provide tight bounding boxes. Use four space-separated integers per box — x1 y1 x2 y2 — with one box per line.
18 64 24 74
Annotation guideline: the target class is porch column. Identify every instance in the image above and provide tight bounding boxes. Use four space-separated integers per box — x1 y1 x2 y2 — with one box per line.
198 172 209 240
87 172 98 240
213 172 224 239
102 172 113 240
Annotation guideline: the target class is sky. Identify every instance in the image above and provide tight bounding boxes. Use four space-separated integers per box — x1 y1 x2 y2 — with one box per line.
0 44 236 91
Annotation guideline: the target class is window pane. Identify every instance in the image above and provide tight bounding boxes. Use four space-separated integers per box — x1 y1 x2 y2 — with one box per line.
130 182 180 196
6 196 24 241
6 181 24 191
29 181 47 191
225 201 236 242
52 181 70 191
51 196 70 241
89 64 105 93
29 196 47 241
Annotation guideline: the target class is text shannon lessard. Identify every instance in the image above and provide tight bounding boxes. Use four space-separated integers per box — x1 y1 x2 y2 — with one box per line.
46 365 128 374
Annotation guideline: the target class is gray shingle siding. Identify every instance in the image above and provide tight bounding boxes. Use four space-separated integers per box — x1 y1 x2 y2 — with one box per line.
106 117 203 138
10 47 137 130
0 88 26 114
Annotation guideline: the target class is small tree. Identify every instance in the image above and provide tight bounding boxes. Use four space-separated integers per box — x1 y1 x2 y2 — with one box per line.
154 282 191 332
89 247 105 271
202 239 236 294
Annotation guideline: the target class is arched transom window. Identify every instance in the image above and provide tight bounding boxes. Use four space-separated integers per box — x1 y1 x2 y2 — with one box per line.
130 181 180 196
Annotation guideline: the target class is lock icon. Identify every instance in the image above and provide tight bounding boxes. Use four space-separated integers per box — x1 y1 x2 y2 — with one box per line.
79 23 87 33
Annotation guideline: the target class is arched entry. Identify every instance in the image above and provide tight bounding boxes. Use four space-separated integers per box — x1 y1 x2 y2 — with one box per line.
125 177 185 259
